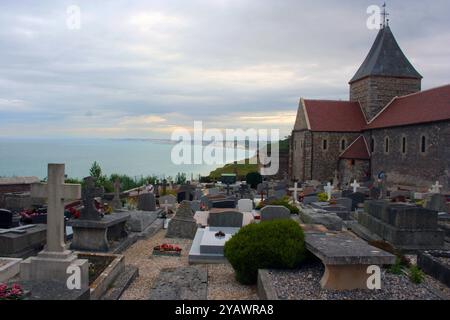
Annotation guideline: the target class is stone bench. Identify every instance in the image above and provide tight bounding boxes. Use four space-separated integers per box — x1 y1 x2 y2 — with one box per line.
305 231 395 290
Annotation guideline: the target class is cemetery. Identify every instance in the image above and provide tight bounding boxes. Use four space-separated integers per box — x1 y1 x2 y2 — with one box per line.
0 163 449 301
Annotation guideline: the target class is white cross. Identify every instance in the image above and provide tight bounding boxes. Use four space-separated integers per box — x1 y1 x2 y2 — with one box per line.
429 181 443 194
31 164 81 253
350 179 361 193
288 182 300 204
324 182 333 201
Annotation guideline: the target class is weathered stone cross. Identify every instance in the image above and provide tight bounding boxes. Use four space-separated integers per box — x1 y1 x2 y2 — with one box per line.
324 182 333 201
350 179 361 193
429 181 443 194
289 182 300 204
31 164 81 253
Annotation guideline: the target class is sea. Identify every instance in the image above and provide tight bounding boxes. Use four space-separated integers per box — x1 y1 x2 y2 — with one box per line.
0 138 257 180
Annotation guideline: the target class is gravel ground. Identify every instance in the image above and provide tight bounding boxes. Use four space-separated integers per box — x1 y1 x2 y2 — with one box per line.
120 229 257 300
267 262 450 300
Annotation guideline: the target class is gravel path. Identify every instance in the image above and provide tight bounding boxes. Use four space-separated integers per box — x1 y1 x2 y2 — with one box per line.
267 262 450 300
120 229 257 300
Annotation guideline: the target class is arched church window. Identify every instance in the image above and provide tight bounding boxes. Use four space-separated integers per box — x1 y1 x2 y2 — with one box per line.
370 138 375 153
402 136 407 154
340 139 346 151
322 139 328 151
385 137 389 154
421 135 427 153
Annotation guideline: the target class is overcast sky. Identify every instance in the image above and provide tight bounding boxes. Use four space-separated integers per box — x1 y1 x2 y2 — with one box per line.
0 0 449 139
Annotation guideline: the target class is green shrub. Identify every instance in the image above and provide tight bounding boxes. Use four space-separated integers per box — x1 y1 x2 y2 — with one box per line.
224 219 306 285
409 266 425 284
246 172 262 189
317 192 328 202
388 257 404 275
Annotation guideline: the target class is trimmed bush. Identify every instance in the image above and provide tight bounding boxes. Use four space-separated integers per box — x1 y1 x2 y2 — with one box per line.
224 219 306 284
246 172 263 189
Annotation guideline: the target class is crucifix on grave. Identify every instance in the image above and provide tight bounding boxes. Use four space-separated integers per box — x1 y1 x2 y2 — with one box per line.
429 181 443 194
162 179 167 195
324 182 333 201
112 178 122 210
350 179 361 193
31 164 81 253
80 176 104 221
21 164 89 290
288 182 300 204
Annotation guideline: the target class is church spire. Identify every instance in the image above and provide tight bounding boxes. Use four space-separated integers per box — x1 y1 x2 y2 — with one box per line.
349 25 422 84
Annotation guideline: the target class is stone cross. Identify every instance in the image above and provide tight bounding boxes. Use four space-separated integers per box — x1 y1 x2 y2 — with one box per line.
30 164 81 253
289 182 300 204
112 178 122 209
350 179 361 193
324 182 333 201
429 181 443 194
80 176 104 221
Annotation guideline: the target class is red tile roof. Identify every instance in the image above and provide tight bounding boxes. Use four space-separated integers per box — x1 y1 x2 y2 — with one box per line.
339 136 371 160
367 84 450 129
303 100 366 132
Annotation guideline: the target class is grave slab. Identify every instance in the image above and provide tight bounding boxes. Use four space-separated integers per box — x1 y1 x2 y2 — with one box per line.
305 232 395 290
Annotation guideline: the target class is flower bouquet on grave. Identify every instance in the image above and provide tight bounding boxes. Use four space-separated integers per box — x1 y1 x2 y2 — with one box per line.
215 230 226 239
0 283 28 300
152 243 182 257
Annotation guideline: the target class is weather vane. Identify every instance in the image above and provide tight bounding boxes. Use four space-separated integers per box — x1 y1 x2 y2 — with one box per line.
381 2 390 29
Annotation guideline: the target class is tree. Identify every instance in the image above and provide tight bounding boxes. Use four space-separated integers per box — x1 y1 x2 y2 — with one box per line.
246 171 262 189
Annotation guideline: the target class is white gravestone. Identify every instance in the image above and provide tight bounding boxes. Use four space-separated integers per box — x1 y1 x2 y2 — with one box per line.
350 180 361 193
237 199 253 213
429 181 443 194
324 182 333 201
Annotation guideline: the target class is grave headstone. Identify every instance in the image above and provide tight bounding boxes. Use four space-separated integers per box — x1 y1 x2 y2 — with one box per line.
177 184 195 202
303 195 319 205
237 199 253 212
159 194 177 210
346 192 366 211
425 193 447 212
0 209 13 229
208 211 243 228
335 197 352 211
80 176 104 221
324 183 333 201
190 200 201 213
137 192 156 212
20 164 89 290
260 205 290 221
166 201 197 239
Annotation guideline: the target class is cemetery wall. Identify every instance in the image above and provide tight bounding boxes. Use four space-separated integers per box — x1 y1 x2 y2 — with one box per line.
350 76 421 122
0 184 32 194
338 158 370 187
369 121 450 191
311 132 361 182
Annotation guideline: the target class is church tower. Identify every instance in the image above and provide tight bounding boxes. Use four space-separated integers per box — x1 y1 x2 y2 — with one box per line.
349 23 422 122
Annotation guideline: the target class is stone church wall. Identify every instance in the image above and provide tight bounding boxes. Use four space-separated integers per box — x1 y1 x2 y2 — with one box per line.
369 121 450 191
310 132 361 183
350 76 421 122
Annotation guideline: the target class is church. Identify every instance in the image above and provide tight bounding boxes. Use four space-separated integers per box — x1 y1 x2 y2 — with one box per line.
289 23 450 192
